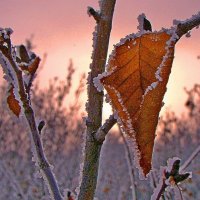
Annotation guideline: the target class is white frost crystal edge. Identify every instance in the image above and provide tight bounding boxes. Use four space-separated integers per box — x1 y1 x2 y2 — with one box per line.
143 29 179 97
105 85 147 178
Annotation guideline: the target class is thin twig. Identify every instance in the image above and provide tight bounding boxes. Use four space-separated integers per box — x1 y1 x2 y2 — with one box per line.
175 12 200 38
94 114 116 143
0 31 63 200
150 171 157 189
151 177 167 200
120 131 137 200
180 144 200 172
174 184 184 200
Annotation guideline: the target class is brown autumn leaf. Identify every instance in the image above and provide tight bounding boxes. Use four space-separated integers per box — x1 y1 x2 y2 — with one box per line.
7 85 21 117
100 31 176 176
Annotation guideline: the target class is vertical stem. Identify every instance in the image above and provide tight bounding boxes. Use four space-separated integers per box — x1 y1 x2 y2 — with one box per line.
78 1 116 200
120 131 137 200
5 53 63 200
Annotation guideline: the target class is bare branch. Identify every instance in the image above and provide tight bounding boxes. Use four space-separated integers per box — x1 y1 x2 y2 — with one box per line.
78 1 116 200
94 114 116 143
175 12 200 38
87 6 101 22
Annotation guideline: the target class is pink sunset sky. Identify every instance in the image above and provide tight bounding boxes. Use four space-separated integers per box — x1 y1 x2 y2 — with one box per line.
1 0 200 117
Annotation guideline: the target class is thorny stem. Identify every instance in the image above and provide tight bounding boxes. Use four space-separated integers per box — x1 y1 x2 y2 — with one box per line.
78 1 116 200
0 38 63 199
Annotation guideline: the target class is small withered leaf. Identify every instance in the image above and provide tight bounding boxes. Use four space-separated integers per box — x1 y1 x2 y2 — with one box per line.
7 85 21 117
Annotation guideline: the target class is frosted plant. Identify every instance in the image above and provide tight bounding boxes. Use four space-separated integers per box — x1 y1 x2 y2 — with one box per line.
1 1 200 200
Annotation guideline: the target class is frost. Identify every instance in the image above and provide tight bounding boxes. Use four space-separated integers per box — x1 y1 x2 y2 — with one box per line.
144 83 158 95
13 84 24 114
93 72 107 92
0 52 15 84
113 111 119 120
40 170 59 200
151 157 189 199
151 82 158 89
98 0 102 8
110 29 177 101
95 27 180 178
93 66 117 92
76 129 87 198
0 27 13 39
173 19 181 26
34 170 43 179
166 157 180 173
144 30 178 97
151 167 166 200
105 93 110 103
0 49 24 115
125 135 146 180
137 13 146 32
2 42 8 48
105 85 147 178
91 26 98 60
173 11 200 30
173 185 183 200
185 31 191 38
180 145 200 173
15 46 21 60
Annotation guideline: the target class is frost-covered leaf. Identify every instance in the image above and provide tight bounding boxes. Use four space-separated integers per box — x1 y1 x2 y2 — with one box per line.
7 85 21 117
100 31 176 176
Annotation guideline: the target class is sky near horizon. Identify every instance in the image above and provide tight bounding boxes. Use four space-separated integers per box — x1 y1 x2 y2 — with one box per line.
1 0 200 117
